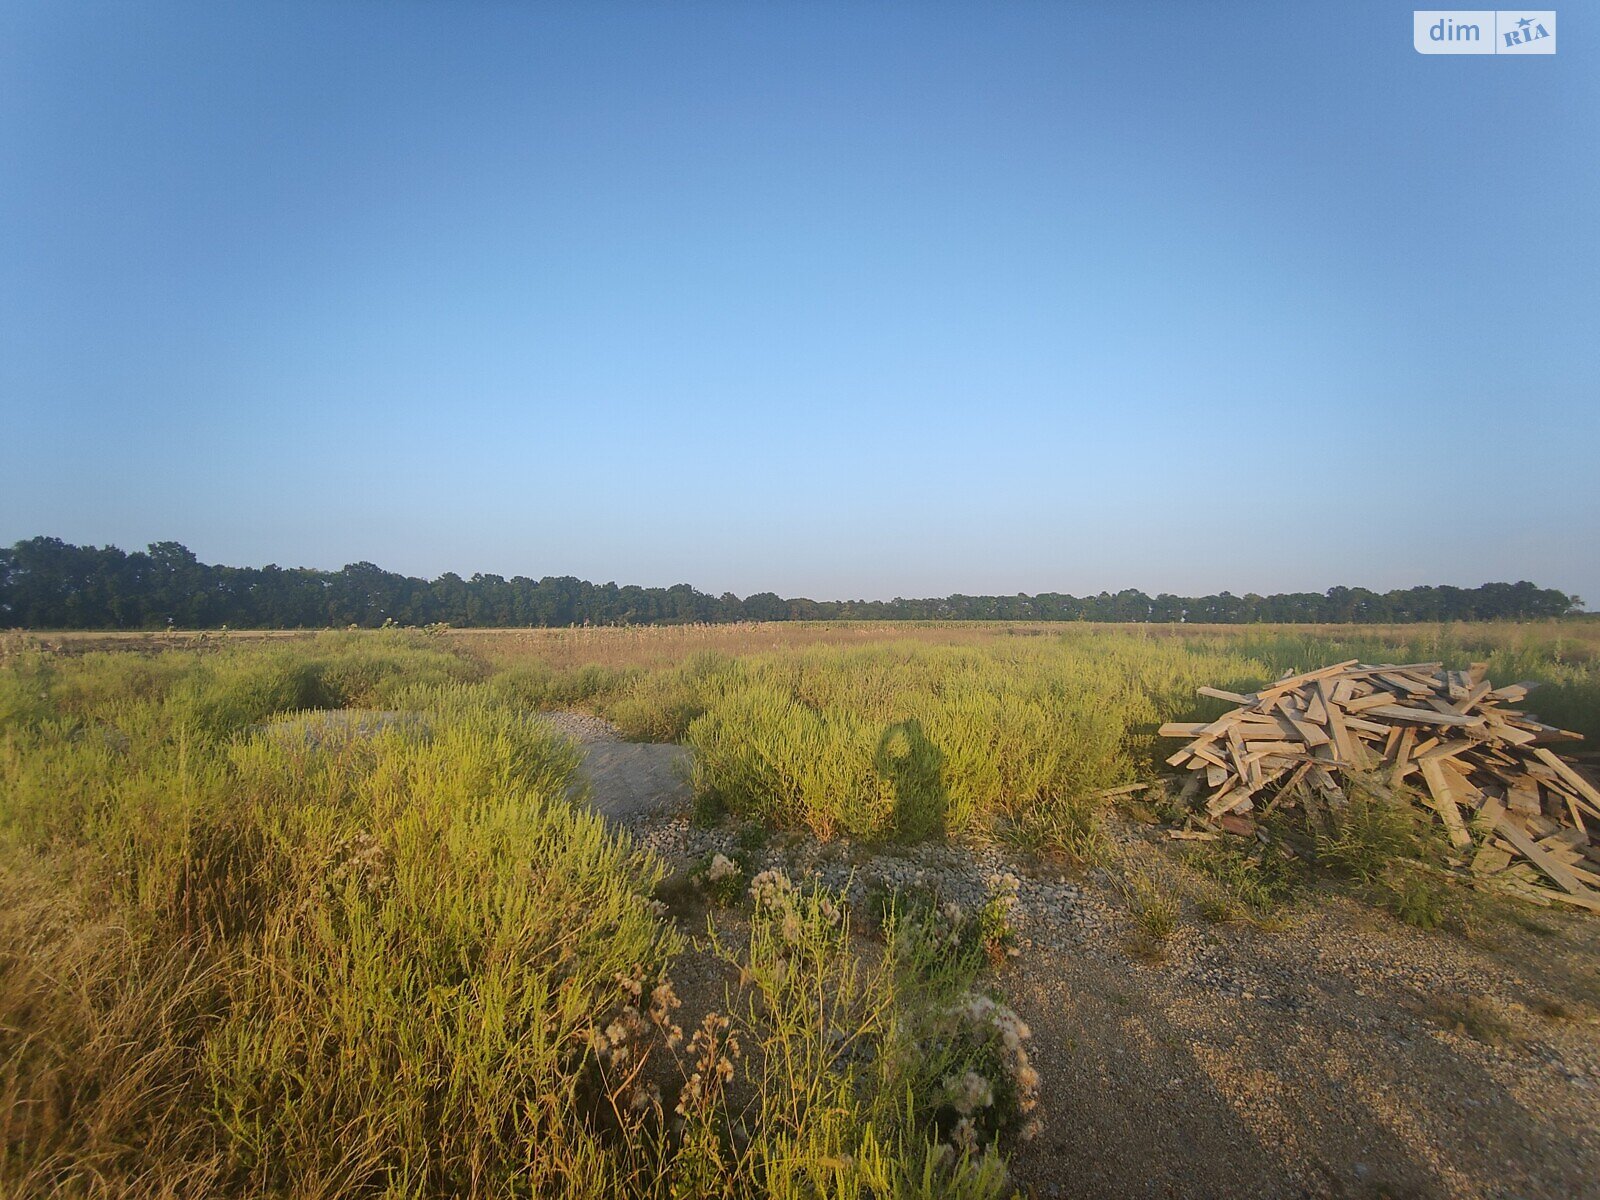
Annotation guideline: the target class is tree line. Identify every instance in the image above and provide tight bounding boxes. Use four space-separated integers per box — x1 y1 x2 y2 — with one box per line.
0 537 1583 629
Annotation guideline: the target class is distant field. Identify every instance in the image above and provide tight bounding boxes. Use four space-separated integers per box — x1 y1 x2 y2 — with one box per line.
27 614 1600 663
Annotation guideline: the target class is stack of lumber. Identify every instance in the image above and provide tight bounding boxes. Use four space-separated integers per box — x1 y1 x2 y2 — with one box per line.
1159 660 1600 912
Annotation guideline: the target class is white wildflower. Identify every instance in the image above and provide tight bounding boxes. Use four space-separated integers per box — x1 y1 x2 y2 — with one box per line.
749 868 796 907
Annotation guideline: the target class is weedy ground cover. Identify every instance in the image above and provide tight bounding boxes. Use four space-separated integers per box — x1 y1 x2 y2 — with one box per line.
0 632 1039 1197
3 620 1596 1195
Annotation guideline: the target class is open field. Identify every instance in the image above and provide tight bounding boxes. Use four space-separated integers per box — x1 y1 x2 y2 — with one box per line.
3 622 1600 1197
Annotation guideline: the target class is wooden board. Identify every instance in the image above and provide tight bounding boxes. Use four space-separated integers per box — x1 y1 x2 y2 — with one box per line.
1533 749 1600 818
1198 686 1252 705
1363 705 1484 728
1419 758 1474 849
1494 816 1600 900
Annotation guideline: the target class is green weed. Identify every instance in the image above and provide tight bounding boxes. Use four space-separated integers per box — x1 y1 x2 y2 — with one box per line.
1119 862 1181 949
1185 840 1301 924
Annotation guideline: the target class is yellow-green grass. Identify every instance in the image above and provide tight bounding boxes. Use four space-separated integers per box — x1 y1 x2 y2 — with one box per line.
4 622 1597 1194
0 633 1025 1197
578 623 1600 842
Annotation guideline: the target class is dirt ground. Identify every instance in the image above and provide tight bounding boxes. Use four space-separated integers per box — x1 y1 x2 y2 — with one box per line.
559 713 1600 1200
1004 896 1600 1200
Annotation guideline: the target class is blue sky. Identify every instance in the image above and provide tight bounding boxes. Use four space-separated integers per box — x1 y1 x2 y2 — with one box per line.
3 2 1596 602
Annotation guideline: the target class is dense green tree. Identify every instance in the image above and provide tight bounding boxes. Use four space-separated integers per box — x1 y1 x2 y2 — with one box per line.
0 537 1583 629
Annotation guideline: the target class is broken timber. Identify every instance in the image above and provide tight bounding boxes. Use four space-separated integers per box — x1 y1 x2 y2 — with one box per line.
1159 661 1599 910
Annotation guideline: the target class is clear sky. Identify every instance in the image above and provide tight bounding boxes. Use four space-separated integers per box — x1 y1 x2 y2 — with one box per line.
3 2 1596 602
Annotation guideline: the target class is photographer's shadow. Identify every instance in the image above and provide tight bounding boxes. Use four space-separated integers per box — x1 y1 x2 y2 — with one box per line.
874 719 948 842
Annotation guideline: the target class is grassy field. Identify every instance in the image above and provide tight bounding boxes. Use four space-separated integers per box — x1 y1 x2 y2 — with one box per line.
3 620 1598 1197
462 620 1600 841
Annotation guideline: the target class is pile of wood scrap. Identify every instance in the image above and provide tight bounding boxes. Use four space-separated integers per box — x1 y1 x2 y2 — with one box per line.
1159 660 1600 912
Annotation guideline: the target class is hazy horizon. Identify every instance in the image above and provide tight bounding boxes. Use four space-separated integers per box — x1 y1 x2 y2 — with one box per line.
5 3 1596 602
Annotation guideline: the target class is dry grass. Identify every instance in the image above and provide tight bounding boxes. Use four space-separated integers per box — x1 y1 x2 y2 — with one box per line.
448 618 1600 671
449 621 1073 673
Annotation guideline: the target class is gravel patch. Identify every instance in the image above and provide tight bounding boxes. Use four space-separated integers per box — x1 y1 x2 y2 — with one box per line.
628 813 1114 950
534 709 625 744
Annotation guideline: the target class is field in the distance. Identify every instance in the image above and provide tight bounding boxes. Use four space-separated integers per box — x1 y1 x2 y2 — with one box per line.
3 621 1599 1198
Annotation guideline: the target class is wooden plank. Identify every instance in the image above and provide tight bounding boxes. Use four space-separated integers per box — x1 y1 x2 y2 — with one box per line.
1452 681 1492 714
1415 740 1472 765
1268 710 1308 740
1205 774 1239 811
1572 862 1600 889
1239 740 1306 757
1225 727 1256 792
1494 879 1555 907
1272 761 1314 806
1346 690 1406 714
1526 813 1560 837
1303 691 1329 725
1475 793 1505 825
1539 778 1586 824
1253 660 1360 697
1471 845 1513 875
1363 704 1484 728
1208 785 1256 819
1382 725 1404 759
1495 815 1600 899
1505 781 1542 816
1377 672 1431 696
1563 793 1586 831
1419 758 1474 849
1484 719 1537 746
1342 714 1393 737
1287 717 1330 747
1234 720 1296 740
1524 885 1600 913
1388 726 1417 787
1532 749 1600 818
1197 686 1252 704
1317 680 1353 756
1488 681 1539 702
1535 828 1586 860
